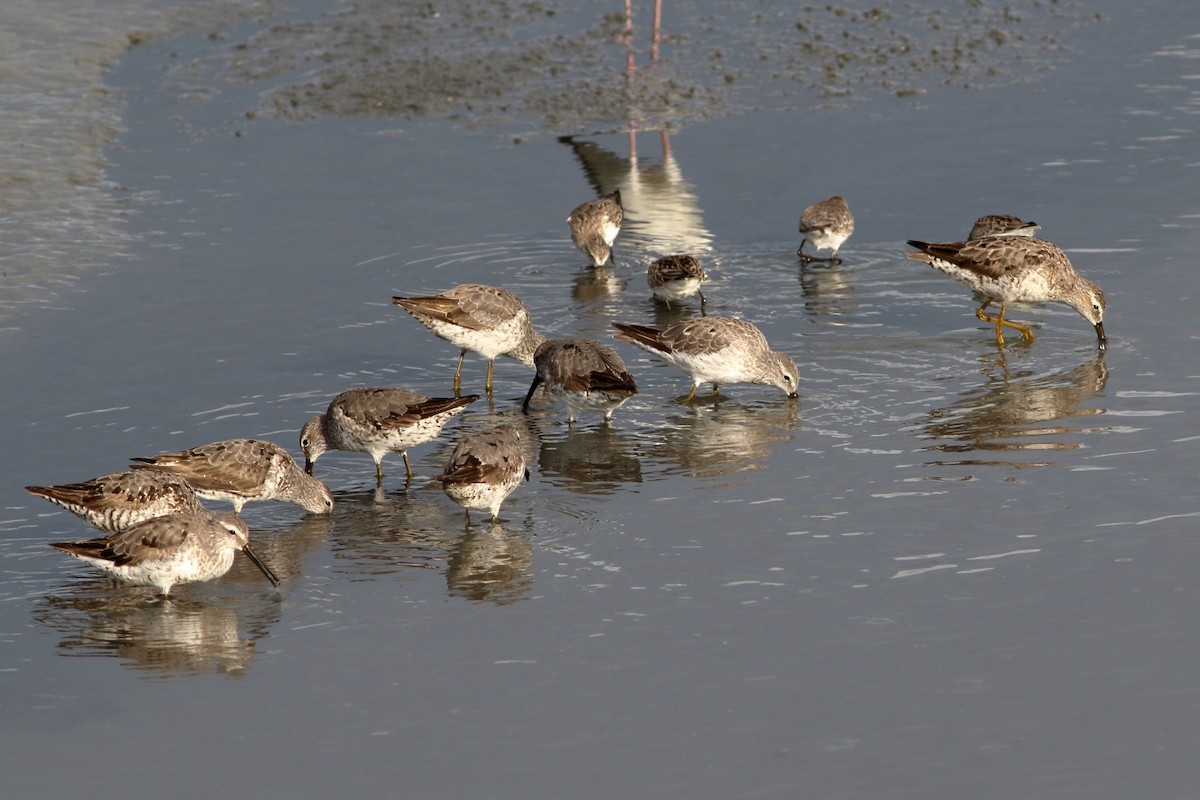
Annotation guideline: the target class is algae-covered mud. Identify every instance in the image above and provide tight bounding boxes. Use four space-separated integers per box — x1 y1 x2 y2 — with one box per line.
172 0 1104 130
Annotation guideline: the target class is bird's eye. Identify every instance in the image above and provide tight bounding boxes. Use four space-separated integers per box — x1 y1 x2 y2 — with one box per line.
301 437 309 447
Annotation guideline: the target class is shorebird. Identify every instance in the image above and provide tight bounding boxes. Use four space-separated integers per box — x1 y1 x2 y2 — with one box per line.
968 215 1041 240
49 511 279 596
522 338 638 423
301 387 479 483
392 284 545 394
906 236 1107 349
27 469 206 534
612 316 799 401
647 254 708 309
567 189 623 267
797 195 854 261
131 439 334 515
439 424 528 523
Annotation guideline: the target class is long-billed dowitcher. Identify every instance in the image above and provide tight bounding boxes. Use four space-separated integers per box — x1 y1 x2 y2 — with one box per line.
906 236 1107 349
797 195 854 261
439 424 528 523
392 284 545 394
567 189 623 267
522 338 638 423
131 439 334 515
27 469 206 534
49 511 279 596
647 254 708 309
968 215 1041 240
612 316 799 401
301 387 479 483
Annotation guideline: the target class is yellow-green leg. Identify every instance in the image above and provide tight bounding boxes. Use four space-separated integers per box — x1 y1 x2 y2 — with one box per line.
684 384 699 402
485 358 494 394
453 350 466 394
402 452 413 479
975 300 1035 346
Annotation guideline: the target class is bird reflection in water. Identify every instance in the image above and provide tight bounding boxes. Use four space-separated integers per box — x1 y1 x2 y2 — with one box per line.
534 423 644 495
446 524 534 606
232 511 333 584
28 511 332 677
327 487 537 604
653 400 800 481
921 352 1109 470
798 257 858 320
327 490 460 578
31 589 279 678
560 2 715 308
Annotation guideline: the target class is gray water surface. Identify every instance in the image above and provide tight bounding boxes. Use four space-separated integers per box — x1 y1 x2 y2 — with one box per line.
3 2 1200 798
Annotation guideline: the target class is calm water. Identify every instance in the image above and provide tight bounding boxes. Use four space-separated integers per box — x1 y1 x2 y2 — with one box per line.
3 2 1200 798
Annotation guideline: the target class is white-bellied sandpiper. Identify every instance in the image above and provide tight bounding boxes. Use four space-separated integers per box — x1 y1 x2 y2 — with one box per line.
49 511 279 596
906 236 1106 349
301 387 479 483
612 316 799 401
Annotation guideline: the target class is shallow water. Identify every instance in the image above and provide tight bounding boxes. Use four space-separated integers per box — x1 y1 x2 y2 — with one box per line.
3 1 1200 798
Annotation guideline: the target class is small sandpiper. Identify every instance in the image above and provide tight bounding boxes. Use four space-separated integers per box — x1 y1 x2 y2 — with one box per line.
968 215 1041 240
439 424 529 523
797 195 854 261
131 439 334 515
301 387 479 483
647 255 708 310
567 189 623 267
522 338 638 423
27 469 206 534
49 511 279 596
906 236 1107 349
392 284 546 394
612 316 799 401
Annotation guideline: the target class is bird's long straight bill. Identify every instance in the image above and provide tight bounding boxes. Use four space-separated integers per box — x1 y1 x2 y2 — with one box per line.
1096 321 1106 350
241 544 280 587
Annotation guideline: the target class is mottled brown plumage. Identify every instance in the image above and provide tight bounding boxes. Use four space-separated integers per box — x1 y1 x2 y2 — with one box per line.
132 439 333 514
522 338 638 422
906 236 1106 348
647 254 708 309
301 387 479 482
27 469 205 534
50 511 278 595
968 215 1041 240
439 424 528 523
797 195 854 260
612 316 799 400
392 284 545 393
567 189 623 267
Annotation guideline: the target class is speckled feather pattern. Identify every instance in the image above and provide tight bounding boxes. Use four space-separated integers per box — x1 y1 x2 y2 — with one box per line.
798 195 854 256
905 236 1107 341
302 387 479 476
392 284 545 368
567 189 623 267
612 317 799 398
132 439 333 515
647 255 708 305
440 424 528 521
968 215 1041 240
27 469 206 534
524 338 638 421
49 511 278 595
